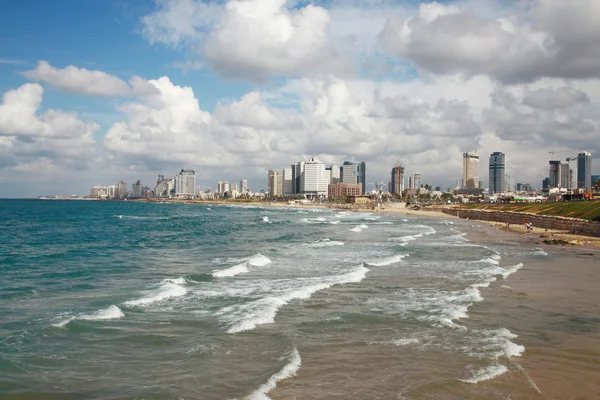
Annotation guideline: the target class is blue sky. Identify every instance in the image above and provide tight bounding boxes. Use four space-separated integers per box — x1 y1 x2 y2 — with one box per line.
1 0 599 197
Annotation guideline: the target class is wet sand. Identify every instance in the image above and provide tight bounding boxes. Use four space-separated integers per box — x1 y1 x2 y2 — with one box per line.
466 224 600 400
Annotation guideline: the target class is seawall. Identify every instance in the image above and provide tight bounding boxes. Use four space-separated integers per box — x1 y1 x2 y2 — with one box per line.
431 207 600 238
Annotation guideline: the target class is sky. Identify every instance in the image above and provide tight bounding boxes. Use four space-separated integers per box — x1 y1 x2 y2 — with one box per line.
1 0 599 197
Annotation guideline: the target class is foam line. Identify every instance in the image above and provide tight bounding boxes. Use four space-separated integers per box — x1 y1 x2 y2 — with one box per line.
248 348 301 400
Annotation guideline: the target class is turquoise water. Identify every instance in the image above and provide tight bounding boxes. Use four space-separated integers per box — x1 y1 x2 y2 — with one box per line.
0 200 560 399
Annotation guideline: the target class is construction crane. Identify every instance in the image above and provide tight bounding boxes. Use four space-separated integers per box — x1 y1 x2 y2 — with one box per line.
549 149 569 155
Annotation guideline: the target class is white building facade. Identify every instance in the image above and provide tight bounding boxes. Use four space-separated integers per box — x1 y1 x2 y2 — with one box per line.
176 169 195 197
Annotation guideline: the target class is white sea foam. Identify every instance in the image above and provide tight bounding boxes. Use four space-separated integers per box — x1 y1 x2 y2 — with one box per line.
213 263 250 278
329 221 341 225
212 254 272 278
392 338 420 346
530 248 548 256
349 226 363 232
359 224 369 229
80 305 125 321
461 364 509 384
364 217 380 221
124 278 188 307
53 305 125 327
389 234 423 242
248 254 272 267
501 263 523 279
248 348 301 400
262 216 270 223
225 265 369 333
368 254 408 267
307 239 345 248
207 208 212 211
461 328 524 384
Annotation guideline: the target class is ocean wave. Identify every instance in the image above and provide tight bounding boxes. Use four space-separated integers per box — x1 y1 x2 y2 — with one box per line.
349 224 369 232
262 216 271 223
213 263 249 278
501 263 523 279
123 278 188 307
530 248 548 256
367 254 409 267
248 348 301 400
212 254 272 278
113 215 170 220
53 305 125 327
461 328 524 384
306 239 345 248
224 265 369 333
389 233 422 242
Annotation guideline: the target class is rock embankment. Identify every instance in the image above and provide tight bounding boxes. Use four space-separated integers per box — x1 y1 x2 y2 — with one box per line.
430 207 600 238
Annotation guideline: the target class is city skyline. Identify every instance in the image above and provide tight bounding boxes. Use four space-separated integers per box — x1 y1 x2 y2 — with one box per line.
1 0 600 197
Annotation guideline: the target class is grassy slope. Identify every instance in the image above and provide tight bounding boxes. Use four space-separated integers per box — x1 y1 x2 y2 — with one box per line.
457 201 600 221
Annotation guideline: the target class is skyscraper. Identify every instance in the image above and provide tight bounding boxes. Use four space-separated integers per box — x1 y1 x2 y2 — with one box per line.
549 160 561 188
239 179 248 193
489 152 505 195
390 164 405 195
341 161 366 194
560 162 570 189
282 167 294 196
175 169 195 196
577 152 592 190
462 152 479 188
268 170 283 197
409 173 421 189
302 157 328 197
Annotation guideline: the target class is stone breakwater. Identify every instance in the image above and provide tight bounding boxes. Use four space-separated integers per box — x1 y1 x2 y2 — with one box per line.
431 207 600 238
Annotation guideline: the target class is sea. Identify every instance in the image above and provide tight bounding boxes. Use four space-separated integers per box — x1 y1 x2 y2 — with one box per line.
1 200 599 400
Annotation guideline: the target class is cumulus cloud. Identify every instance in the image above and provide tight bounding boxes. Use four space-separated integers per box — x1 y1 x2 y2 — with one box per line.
0 84 98 173
22 61 158 97
104 76 227 167
141 0 222 48
204 0 345 80
521 87 590 110
380 0 600 83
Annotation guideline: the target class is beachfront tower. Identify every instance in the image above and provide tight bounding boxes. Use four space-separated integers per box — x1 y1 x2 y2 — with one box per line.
175 169 195 197
462 152 480 188
341 161 367 194
268 170 283 198
489 152 505 195
577 152 592 190
390 164 405 195
549 160 561 188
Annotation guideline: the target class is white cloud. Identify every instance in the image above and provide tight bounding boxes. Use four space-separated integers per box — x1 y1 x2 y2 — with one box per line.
380 0 600 83
0 84 98 173
204 0 346 80
22 61 158 97
141 0 222 48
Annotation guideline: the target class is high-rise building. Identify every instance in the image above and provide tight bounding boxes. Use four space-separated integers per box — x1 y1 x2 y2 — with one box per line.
592 175 600 187
268 170 283 197
390 164 405 195
549 160 561 188
293 161 305 194
118 181 128 199
239 179 248 193
560 162 570 189
329 164 340 184
175 169 195 196
302 157 328 197
341 161 366 194
462 152 479 188
489 152 506 195
282 168 294 196
408 173 421 189
132 180 143 198
577 152 592 190
542 177 550 189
